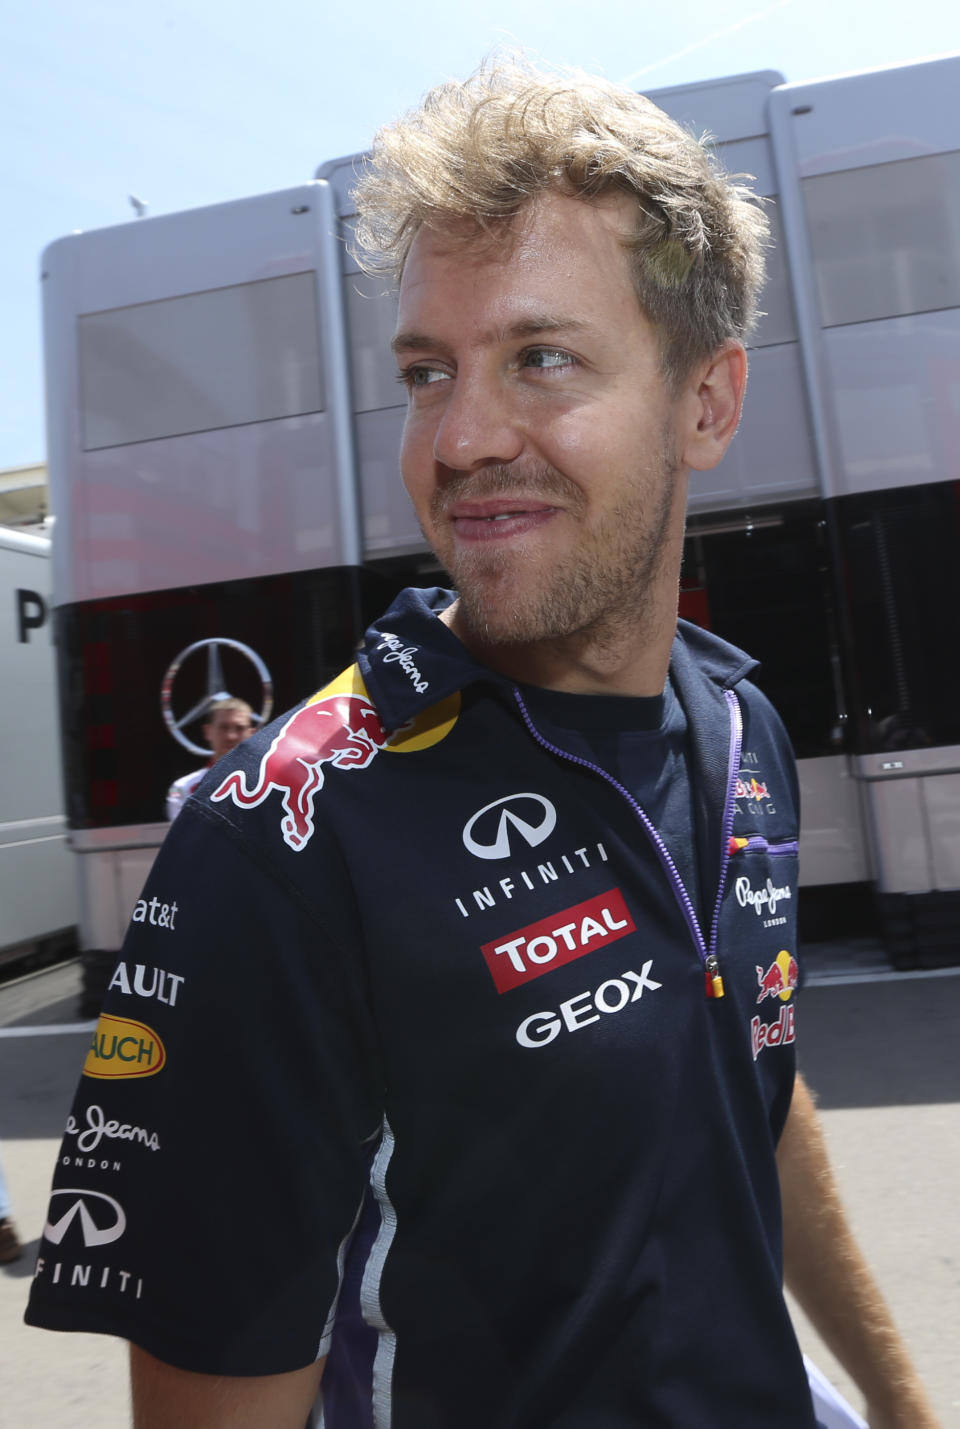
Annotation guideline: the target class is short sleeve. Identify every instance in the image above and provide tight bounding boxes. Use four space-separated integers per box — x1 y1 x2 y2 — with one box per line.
25 801 383 1375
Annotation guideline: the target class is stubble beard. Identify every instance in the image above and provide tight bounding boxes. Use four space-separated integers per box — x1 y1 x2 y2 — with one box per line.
429 443 683 651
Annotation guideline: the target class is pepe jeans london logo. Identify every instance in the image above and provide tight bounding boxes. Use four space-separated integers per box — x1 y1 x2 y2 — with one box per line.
735 876 792 919
64 1104 161 1155
463 794 557 860
375 634 430 694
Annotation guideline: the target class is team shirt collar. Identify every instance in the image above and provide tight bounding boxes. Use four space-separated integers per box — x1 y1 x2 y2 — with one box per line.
358 586 759 732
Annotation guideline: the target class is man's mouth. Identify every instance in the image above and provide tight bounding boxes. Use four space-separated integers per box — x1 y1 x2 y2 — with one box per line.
447 500 558 542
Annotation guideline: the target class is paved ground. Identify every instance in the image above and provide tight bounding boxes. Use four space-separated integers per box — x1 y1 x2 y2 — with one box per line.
1 957 958 1427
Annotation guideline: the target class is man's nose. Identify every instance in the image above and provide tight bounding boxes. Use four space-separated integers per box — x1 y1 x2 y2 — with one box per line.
431 370 524 472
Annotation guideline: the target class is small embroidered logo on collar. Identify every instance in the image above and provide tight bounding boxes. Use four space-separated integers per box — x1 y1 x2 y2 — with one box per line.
376 634 430 695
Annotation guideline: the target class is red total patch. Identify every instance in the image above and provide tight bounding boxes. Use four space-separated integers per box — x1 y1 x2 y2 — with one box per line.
481 888 635 993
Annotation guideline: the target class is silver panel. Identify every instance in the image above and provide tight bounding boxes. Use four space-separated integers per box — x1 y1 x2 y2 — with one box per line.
751 203 797 348
823 312 960 496
0 833 76 949
73 412 341 597
344 273 401 413
1 543 65 825
70 824 169 852
925 775 960 889
802 151 960 328
43 184 356 603
712 136 778 197
796 755 872 886
649 71 783 144
776 55 960 176
855 746 960 780
861 778 933 895
855 746 960 894
688 342 818 512
79 273 324 450
355 407 425 557
73 837 166 951
315 153 365 220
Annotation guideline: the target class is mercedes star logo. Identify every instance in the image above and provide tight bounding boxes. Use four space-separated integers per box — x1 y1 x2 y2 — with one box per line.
161 638 274 756
462 793 557 860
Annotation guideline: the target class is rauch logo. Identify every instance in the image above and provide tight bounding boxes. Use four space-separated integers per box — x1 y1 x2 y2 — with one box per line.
83 1014 166 1080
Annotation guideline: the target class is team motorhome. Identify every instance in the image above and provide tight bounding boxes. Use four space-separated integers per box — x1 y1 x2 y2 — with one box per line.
0 527 77 968
38 54 960 1005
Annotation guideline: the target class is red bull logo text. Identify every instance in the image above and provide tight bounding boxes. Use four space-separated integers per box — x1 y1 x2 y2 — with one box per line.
755 950 799 1004
750 1004 796 1060
212 692 391 852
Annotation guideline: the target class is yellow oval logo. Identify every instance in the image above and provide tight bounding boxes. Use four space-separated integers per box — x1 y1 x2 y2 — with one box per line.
83 1014 166 1079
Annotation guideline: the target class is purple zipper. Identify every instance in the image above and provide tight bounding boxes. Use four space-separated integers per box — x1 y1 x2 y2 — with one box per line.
512 686 743 993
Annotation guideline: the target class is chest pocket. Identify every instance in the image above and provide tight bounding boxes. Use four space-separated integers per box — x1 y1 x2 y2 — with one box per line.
727 837 798 922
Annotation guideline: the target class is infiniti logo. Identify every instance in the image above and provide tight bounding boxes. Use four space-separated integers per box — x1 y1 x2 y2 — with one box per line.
44 1188 127 1248
462 794 557 861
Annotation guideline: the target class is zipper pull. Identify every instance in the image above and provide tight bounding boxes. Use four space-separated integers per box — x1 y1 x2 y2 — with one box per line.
704 954 725 999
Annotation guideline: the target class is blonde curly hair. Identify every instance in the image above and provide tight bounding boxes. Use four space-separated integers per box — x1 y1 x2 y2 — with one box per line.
352 55 769 384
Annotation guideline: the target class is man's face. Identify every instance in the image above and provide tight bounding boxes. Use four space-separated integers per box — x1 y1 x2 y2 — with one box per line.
204 710 253 762
394 190 703 648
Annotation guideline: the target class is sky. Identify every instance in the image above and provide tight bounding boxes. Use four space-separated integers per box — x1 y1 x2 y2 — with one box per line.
2 0 957 469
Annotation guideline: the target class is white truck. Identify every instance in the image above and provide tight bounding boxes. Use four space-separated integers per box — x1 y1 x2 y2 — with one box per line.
0 527 77 968
37 54 960 1003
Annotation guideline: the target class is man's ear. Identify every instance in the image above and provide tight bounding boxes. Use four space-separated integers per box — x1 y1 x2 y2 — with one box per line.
680 341 748 472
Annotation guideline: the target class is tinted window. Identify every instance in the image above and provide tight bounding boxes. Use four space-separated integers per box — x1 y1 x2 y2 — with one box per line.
79 273 323 450
833 479 960 751
803 151 960 327
681 506 841 758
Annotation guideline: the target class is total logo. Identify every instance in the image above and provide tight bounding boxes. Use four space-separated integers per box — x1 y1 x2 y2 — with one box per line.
463 793 557 860
83 1014 166 1080
482 888 635 992
44 1188 126 1248
750 950 799 1061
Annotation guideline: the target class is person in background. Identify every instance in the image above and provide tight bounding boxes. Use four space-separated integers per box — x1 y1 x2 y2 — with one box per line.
165 697 255 820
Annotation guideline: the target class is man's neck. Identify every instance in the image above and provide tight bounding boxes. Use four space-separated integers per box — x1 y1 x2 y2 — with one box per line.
439 600 676 697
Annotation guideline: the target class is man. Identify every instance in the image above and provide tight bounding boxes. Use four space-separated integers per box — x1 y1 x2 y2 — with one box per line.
26 58 938 1428
165 697 255 820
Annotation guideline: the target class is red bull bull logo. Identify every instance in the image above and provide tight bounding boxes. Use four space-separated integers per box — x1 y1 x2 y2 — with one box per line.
755 950 799 1004
211 691 391 852
735 775 770 801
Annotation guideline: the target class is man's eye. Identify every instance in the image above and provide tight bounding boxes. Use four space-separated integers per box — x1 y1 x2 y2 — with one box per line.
524 348 573 370
397 366 449 388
